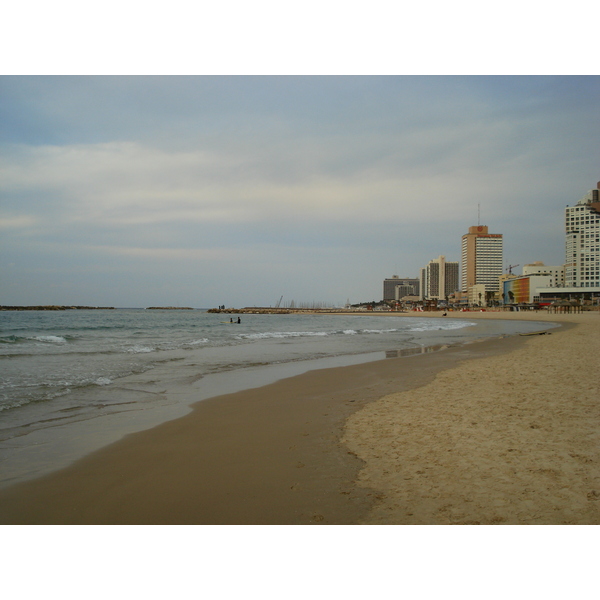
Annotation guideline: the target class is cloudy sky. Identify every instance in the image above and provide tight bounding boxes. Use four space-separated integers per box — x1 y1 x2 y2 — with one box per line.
1 75 599 308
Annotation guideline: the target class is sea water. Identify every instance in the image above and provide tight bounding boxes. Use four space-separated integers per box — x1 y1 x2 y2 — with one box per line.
0 309 555 487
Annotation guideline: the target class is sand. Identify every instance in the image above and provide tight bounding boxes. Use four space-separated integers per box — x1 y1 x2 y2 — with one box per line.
0 310 598 524
344 310 600 524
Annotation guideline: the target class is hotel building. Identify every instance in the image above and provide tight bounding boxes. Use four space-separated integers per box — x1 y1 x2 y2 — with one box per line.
420 255 459 301
461 225 503 292
565 182 600 289
522 262 565 288
383 276 420 301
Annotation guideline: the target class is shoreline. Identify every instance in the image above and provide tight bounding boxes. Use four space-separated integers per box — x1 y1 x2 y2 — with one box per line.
0 312 596 524
0 312 547 491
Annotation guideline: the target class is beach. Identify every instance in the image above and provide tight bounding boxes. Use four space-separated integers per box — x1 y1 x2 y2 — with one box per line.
0 310 598 524
345 311 600 524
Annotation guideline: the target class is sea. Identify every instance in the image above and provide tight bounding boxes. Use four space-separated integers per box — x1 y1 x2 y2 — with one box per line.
0 309 556 488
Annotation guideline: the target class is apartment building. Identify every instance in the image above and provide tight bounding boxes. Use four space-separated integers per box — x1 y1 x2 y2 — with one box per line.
420 255 459 301
383 276 420 301
565 182 600 288
461 225 503 292
522 262 565 287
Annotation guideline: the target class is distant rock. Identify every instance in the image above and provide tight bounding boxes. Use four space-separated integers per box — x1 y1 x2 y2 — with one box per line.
0 305 115 311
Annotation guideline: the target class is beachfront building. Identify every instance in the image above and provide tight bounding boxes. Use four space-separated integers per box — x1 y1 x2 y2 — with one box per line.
394 285 417 301
383 276 419 301
420 255 459 301
497 273 517 305
502 274 553 305
565 181 600 289
461 225 503 293
534 287 600 305
522 262 565 288
467 284 487 307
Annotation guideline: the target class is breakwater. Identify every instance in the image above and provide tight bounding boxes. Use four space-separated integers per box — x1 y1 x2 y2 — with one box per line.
207 307 366 315
0 306 115 311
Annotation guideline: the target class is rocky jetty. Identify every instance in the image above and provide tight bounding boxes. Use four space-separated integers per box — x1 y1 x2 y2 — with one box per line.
0 305 115 311
207 307 360 315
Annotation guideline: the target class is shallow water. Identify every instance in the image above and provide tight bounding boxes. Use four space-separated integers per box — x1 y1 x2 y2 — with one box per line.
0 309 557 487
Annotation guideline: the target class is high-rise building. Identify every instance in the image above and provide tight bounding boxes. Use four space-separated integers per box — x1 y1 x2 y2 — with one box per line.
565 182 600 288
383 276 419 301
420 255 459 301
394 285 418 300
461 225 503 292
522 262 565 288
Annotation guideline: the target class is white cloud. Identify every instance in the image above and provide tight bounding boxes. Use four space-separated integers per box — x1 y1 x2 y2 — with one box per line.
1 76 599 306
2 124 541 235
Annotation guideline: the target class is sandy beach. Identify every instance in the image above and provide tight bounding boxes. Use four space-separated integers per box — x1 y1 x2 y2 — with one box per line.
344 310 600 524
0 310 598 524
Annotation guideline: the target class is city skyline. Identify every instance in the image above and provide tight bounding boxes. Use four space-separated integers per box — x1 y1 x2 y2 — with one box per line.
1 76 599 308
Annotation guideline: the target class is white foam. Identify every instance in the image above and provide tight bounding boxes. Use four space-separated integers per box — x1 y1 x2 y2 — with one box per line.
408 321 475 332
94 377 112 386
126 345 154 353
237 331 329 340
32 335 67 343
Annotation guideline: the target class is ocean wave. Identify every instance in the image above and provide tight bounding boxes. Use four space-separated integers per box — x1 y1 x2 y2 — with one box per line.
0 398 30 412
0 385 73 412
126 345 154 353
408 321 475 332
0 334 70 344
32 335 68 343
236 331 329 340
236 328 414 340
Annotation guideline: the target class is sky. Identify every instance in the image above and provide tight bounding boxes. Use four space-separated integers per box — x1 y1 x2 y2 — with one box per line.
1 5 598 586
1 75 599 308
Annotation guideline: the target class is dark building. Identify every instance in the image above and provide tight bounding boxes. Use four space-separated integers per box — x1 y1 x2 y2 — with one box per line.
383 276 420 301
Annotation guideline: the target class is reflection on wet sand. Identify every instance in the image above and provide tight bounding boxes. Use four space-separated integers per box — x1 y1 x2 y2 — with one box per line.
385 344 448 359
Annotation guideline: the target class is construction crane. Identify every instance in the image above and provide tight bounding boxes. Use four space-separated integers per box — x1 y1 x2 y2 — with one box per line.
506 264 520 275
275 295 283 308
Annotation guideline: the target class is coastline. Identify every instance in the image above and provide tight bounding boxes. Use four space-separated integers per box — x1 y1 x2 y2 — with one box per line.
0 311 597 524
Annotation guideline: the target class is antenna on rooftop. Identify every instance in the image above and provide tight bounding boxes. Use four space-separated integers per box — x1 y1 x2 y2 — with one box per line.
478 203 481 226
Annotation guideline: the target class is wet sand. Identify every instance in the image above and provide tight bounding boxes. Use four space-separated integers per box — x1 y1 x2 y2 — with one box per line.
0 311 598 524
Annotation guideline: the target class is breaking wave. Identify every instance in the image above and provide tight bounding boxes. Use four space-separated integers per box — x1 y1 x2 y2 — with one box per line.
32 335 68 344
0 334 69 344
126 345 154 353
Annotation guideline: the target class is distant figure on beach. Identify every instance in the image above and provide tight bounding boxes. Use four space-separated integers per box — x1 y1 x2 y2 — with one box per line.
442 312 447 316
237 317 241 324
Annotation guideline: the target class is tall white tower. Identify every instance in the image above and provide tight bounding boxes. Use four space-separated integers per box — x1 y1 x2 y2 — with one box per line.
565 182 600 288
420 255 459 300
